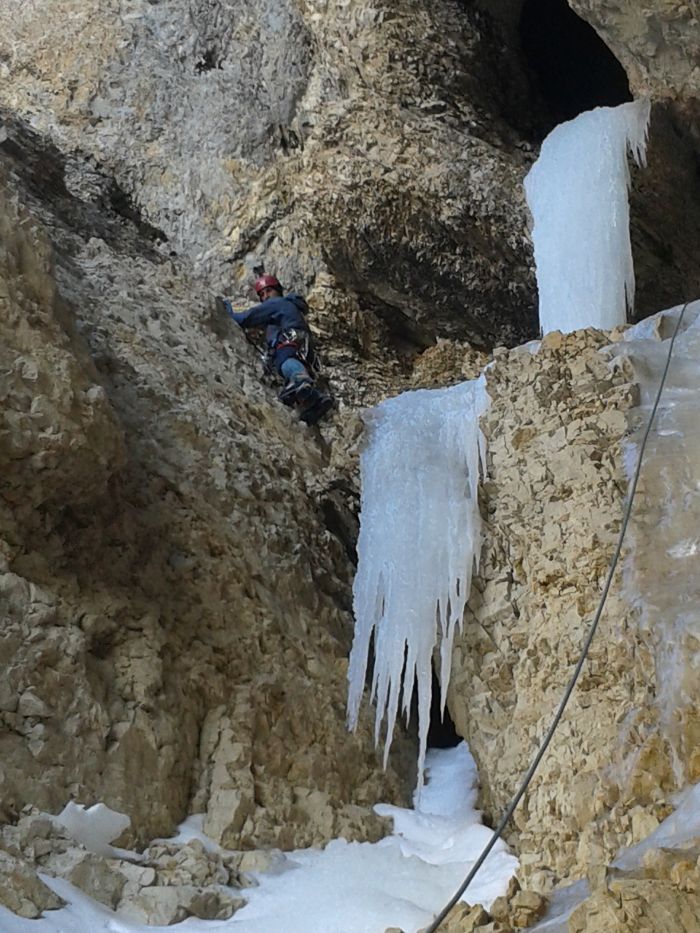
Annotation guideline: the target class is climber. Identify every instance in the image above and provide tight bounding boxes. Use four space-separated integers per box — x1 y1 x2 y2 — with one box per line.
218 274 333 426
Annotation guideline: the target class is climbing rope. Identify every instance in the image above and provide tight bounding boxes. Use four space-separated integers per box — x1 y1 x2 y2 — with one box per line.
425 302 690 933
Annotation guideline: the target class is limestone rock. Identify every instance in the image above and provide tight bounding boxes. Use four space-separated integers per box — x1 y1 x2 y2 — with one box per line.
0 807 252 923
0 106 414 851
0 0 540 358
2 809 125 910
3 0 700 926
483 876 546 929
44 850 126 909
143 839 231 888
410 340 490 389
228 847 286 878
562 849 700 932
4 0 700 369
434 903 490 932
448 330 642 887
0 850 65 919
444 312 700 932
118 884 244 925
0 178 125 518
569 1 700 102
509 889 548 927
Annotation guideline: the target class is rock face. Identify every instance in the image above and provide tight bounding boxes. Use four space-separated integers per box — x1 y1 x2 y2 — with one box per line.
3 0 700 928
569 1 700 102
0 0 540 359
0 0 545 887
0 124 415 861
567 849 700 933
448 330 641 892
446 313 700 920
0 175 124 519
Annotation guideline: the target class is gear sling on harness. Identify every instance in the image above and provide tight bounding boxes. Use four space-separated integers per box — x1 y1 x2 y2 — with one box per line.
273 327 312 364
268 327 319 379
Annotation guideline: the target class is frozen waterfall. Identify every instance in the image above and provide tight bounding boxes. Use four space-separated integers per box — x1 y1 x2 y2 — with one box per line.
347 379 488 789
612 302 700 781
524 99 651 335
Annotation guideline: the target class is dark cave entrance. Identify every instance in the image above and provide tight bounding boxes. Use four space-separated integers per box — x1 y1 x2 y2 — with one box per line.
427 666 461 749
519 0 632 125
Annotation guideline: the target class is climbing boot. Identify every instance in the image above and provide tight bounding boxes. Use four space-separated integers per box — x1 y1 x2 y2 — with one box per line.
294 381 315 403
278 382 298 407
299 391 334 425
279 378 314 407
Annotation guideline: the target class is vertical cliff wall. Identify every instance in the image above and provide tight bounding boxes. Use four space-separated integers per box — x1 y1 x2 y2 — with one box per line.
445 314 700 922
0 146 416 856
446 330 637 890
0 0 540 362
3 0 700 927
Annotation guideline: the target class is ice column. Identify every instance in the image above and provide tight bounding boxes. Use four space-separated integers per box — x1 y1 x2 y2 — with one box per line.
524 99 650 335
347 378 488 789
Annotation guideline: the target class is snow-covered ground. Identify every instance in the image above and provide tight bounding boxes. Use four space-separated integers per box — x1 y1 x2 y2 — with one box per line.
0 744 517 933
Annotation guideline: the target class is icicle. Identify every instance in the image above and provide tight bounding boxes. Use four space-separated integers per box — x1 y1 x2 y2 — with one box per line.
524 99 651 335
347 378 489 790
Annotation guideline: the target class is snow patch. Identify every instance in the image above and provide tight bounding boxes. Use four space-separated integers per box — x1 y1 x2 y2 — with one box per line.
54 801 132 858
0 744 517 933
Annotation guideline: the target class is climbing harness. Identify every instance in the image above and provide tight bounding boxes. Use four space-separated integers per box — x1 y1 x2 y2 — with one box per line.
273 327 312 363
273 327 322 375
425 302 690 933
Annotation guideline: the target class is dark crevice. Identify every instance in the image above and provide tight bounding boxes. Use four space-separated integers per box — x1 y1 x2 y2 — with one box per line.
105 177 167 244
519 0 632 127
277 125 302 154
195 48 222 74
0 109 167 256
360 295 436 357
319 482 360 567
427 667 461 749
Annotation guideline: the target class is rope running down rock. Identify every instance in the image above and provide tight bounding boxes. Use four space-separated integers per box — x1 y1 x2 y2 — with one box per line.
425 302 690 932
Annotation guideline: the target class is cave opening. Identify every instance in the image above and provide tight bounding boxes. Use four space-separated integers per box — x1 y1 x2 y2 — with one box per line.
427 666 461 749
519 0 632 126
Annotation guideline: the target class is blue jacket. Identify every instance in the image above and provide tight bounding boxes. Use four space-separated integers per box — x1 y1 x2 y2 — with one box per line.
227 293 309 349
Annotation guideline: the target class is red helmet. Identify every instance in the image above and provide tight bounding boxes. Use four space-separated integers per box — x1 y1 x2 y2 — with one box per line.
254 274 282 297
